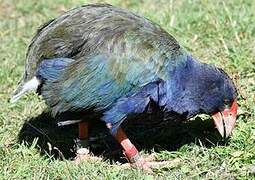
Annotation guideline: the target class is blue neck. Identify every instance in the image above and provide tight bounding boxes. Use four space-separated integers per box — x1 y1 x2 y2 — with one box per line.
158 55 202 118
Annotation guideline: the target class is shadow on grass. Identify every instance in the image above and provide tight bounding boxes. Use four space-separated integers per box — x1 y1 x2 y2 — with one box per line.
17 111 227 163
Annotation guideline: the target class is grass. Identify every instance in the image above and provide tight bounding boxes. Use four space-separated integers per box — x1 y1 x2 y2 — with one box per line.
0 0 255 179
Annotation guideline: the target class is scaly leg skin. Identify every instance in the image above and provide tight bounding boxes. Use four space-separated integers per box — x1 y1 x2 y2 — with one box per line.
114 128 170 172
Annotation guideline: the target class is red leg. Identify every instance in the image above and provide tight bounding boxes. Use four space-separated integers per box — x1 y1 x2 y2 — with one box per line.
114 128 173 172
114 128 153 172
79 121 89 140
115 128 139 162
74 121 102 164
74 121 90 164
77 121 89 149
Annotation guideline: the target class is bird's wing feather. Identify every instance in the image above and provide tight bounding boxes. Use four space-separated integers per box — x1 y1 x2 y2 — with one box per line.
40 31 187 115
29 4 188 115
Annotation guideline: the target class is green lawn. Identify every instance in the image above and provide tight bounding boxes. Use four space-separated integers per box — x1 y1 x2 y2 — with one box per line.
1 0 255 179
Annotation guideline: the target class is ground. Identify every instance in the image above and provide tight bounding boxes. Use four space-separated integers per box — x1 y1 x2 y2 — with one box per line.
0 0 255 179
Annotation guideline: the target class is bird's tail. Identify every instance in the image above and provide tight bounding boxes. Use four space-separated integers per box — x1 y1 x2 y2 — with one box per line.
10 76 40 103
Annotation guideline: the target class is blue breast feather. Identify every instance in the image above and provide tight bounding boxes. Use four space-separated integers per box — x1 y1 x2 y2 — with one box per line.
37 55 194 135
37 52 174 116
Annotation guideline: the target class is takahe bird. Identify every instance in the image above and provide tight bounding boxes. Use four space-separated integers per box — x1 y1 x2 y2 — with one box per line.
11 4 238 170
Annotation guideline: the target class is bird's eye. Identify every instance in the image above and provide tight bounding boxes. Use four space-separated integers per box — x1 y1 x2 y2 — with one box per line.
224 99 231 108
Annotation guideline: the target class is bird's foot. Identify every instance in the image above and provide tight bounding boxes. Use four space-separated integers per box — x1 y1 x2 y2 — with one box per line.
131 155 154 173
74 148 102 165
122 153 172 173
113 128 171 172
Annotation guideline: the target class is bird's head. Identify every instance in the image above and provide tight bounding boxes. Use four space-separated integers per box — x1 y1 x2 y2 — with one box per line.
198 67 238 138
166 56 238 138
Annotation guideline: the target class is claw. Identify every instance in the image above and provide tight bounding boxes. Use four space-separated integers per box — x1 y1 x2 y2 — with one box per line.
131 156 153 173
133 155 176 171
121 153 181 172
74 148 102 165
144 153 156 161
121 154 173 173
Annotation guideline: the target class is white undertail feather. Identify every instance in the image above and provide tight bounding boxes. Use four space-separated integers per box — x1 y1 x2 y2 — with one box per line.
10 77 40 103
57 120 82 126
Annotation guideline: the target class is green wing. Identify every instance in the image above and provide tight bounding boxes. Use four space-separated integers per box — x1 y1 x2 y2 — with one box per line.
41 31 187 115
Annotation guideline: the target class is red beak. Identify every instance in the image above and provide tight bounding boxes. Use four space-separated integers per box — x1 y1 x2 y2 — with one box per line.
212 100 238 138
